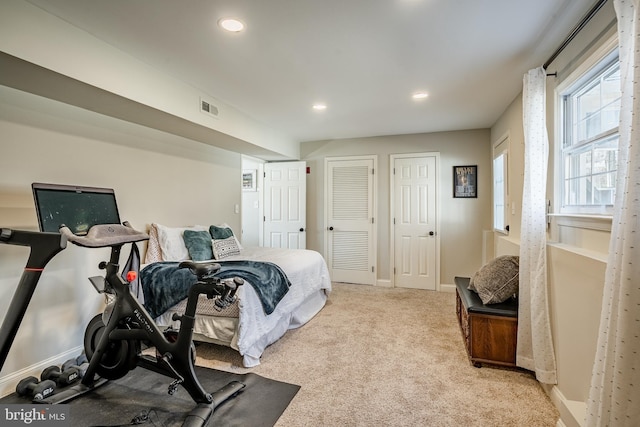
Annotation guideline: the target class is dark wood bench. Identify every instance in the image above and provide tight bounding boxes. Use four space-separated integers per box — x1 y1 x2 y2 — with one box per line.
455 276 518 368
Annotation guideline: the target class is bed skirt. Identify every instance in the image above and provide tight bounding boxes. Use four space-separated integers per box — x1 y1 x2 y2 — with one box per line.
155 287 328 367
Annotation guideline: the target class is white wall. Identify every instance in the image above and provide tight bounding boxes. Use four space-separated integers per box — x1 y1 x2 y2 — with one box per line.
301 129 492 286
0 87 242 396
241 156 265 247
0 0 298 160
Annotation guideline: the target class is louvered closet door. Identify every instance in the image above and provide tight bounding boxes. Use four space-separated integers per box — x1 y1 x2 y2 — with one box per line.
326 158 376 285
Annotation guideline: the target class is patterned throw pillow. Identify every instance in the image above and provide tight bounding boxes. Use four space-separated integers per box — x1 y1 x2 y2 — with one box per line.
209 224 244 250
144 224 163 264
469 255 520 305
183 230 213 261
212 236 241 259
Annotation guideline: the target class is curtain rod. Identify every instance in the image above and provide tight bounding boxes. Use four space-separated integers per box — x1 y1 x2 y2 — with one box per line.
543 0 609 70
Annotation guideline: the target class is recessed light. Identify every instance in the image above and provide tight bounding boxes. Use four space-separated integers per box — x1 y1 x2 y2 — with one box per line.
412 92 429 99
219 18 245 32
312 104 327 111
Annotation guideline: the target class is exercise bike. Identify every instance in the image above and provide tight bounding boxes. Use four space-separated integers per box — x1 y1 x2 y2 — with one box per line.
0 222 245 427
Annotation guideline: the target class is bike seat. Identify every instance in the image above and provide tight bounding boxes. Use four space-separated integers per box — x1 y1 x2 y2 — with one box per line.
179 260 221 280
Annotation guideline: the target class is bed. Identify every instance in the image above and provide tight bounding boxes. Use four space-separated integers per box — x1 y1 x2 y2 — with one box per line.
140 223 331 367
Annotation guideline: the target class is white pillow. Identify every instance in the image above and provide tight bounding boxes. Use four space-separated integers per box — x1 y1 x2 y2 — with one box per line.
155 223 207 261
212 236 241 259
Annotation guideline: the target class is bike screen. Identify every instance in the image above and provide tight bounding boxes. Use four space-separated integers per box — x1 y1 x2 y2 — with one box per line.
32 183 121 235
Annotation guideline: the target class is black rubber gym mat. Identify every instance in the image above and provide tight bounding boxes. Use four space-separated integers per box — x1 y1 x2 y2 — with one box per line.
1 366 300 426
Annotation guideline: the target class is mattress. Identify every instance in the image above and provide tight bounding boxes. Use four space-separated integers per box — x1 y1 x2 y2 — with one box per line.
149 246 331 367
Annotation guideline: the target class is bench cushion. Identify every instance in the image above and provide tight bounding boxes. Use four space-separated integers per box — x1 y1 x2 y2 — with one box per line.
455 276 518 317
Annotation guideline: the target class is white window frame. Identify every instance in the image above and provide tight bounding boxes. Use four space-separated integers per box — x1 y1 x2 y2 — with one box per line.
492 133 509 234
554 34 619 216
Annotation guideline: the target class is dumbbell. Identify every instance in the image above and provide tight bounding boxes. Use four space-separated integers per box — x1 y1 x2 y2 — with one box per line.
41 365 80 386
16 376 56 401
215 277 244 309
61 355 89 379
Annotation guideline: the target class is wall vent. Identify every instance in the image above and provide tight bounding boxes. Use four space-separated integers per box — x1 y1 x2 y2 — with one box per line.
200 97 220 118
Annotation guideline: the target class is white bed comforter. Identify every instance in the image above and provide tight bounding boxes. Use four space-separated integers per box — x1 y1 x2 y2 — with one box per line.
153 246 331 367
228 247 331 366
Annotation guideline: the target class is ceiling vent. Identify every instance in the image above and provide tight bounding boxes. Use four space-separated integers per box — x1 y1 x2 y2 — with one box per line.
200 97 219 118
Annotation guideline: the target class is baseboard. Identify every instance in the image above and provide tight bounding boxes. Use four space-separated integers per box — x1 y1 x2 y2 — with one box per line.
439 283 455 293
549 386 586 427
376 280 455 292
0 345 84 398
376 279 392 288
376 280 454 292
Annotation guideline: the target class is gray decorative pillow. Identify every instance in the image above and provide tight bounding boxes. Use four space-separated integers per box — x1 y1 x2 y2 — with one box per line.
212 236 241 259
183 230 213 261
469 255 519 305
209 225 234 240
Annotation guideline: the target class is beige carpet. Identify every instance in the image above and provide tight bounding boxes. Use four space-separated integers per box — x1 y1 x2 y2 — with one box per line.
194 283 560 426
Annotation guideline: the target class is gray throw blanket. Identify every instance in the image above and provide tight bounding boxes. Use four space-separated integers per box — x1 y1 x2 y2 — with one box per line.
141 260 291 318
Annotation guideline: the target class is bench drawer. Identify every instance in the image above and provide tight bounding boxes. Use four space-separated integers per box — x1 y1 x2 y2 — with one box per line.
468 311 517 366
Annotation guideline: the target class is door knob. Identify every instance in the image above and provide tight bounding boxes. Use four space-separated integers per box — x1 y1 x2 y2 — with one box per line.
429 231 435 236
329 226 334 231
299 228 304 232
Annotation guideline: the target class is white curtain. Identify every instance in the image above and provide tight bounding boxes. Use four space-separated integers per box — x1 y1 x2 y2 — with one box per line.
586 0 640 425
518 66 557 384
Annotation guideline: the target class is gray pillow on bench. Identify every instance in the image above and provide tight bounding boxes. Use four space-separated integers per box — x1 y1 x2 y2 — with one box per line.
469 255 519 305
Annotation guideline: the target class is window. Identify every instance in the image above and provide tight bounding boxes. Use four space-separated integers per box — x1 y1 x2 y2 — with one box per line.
493 136 509 233
560 51 620 213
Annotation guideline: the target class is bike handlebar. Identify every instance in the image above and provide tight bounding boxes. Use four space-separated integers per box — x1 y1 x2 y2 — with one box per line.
0 228 66 269
60 222 149 248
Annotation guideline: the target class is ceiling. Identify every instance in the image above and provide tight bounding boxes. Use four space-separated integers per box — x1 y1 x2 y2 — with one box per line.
24 0 597 143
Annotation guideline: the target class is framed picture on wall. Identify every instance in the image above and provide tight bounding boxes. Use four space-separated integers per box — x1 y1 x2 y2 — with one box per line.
242 169 257 191
453 165 477 198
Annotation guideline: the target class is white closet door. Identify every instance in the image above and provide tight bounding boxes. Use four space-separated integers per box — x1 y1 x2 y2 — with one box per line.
264 161 306 249
326 157 376 285
392 155 438 290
